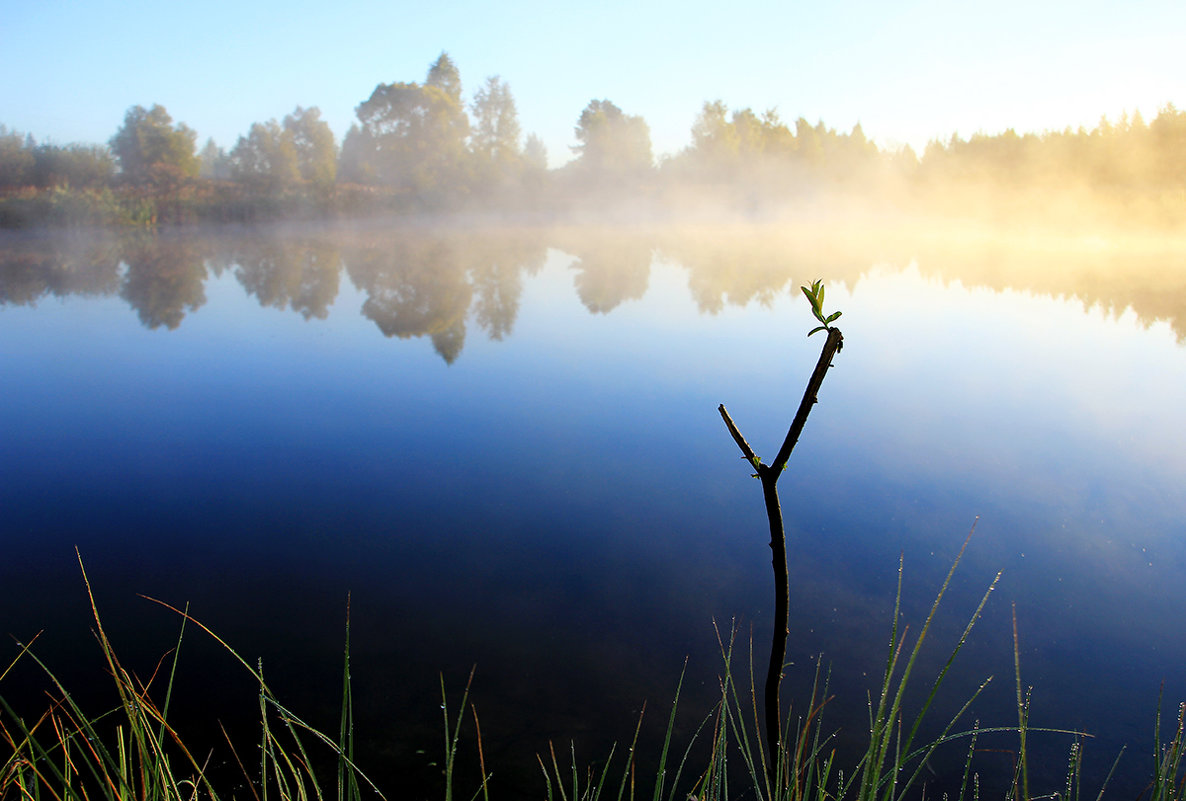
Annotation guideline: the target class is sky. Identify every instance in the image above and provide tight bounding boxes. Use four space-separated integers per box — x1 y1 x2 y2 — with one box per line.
2 0 1182 167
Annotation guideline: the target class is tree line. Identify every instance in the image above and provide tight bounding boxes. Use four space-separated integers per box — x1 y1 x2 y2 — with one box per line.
1 52 1184 227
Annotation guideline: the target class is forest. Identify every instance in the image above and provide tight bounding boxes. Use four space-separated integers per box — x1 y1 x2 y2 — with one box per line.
1 52 1183 229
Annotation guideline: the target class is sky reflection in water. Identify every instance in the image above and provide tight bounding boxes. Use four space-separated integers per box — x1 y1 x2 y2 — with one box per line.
1 225 1184 796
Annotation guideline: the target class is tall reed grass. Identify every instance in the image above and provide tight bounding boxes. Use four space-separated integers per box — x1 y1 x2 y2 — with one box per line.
0 551 380 801
3 549 1183 801
531 531 1181 801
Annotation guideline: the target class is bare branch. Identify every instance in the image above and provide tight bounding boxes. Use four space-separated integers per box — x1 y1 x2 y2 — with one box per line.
771 327 843 474
718 404 760 471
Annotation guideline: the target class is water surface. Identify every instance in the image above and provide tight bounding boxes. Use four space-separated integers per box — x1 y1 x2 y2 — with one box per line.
2 222 1184 796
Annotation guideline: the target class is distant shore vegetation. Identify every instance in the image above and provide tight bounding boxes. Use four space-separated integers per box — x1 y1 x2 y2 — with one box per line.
2 52 1184 230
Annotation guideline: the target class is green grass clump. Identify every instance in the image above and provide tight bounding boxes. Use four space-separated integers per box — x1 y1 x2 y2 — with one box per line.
4 547 1184 801
527 532 1180 801
0 551 380 801
530 536 1003 801
1148 695 1186 801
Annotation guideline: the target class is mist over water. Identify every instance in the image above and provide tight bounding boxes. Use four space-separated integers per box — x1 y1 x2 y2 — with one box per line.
5 47 1185 239
2 220 1185 797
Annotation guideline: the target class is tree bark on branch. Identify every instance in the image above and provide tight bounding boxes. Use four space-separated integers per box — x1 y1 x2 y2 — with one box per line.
718 325 843 783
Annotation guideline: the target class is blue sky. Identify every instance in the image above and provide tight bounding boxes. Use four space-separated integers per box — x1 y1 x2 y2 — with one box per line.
2 0 1182 166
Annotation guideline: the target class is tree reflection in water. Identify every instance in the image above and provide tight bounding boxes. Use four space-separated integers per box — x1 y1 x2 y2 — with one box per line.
0 233 122 306
233 235 342 321
555 227 654 314
2 221 1185 347
120 235 209 330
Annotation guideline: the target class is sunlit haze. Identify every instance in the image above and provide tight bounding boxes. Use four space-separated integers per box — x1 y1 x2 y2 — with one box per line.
2 0 1181 166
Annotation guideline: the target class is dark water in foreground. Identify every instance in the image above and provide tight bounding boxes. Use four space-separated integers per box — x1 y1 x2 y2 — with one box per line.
2 222 1185 797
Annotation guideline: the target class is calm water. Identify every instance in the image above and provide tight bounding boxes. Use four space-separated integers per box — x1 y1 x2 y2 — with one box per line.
2 221 1185 797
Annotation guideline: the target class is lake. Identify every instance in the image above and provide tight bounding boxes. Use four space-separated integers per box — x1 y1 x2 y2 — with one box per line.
2 219 1184 797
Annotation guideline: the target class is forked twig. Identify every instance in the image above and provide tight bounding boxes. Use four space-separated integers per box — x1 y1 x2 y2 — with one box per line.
719 323 843 785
